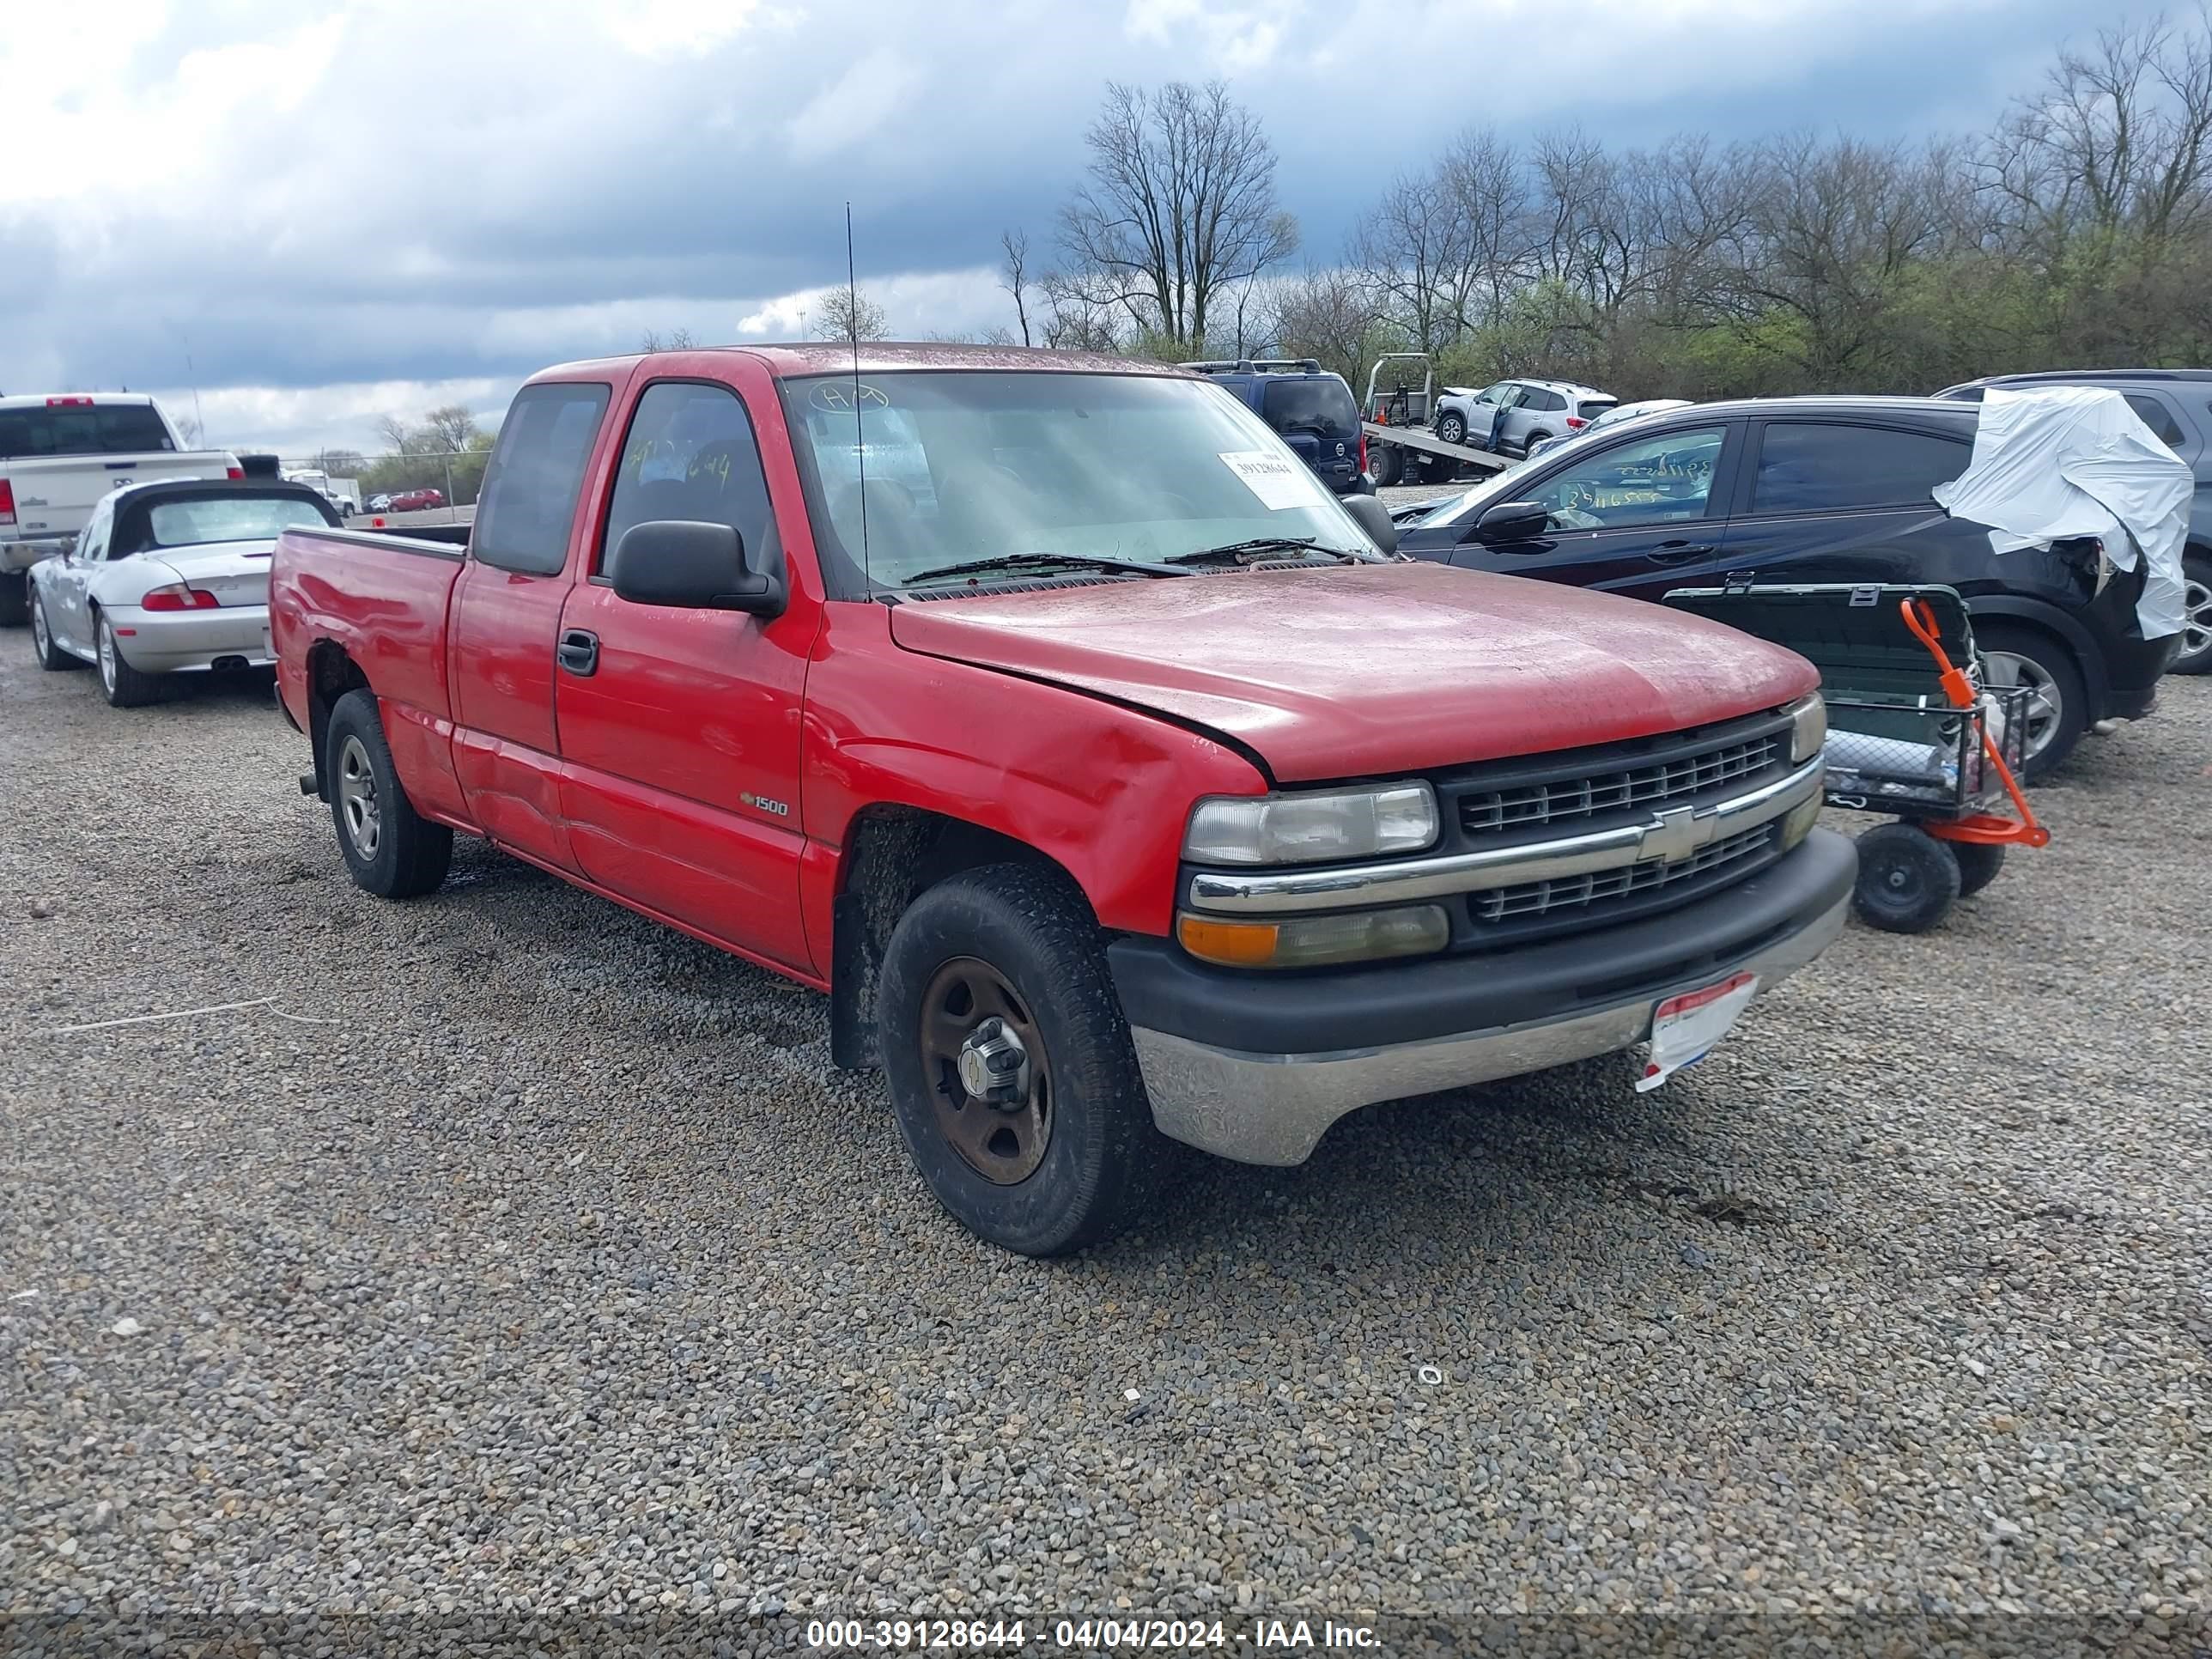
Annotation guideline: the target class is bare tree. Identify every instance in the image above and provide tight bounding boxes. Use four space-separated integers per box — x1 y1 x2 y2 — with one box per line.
173 414 204 448
1058 80 1299 349
1267 266 1396 386
639 326 697 352
374 414 412 454
1037 269 1124 350
1000 230 1035 347
423 404 483 453
814 286 890 344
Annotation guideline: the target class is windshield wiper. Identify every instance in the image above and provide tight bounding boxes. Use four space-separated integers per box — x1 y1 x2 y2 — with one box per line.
902 550 1191 586
1169 537 1366 566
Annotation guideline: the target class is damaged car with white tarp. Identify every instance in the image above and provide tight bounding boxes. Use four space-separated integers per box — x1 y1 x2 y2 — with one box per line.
1395 386 2189 775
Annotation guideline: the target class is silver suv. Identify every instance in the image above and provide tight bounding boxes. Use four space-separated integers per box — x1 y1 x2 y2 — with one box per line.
1935 368 2212 675
1432 378 1617 459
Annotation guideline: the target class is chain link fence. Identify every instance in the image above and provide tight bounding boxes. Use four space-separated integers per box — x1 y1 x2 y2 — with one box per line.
273 449 487 524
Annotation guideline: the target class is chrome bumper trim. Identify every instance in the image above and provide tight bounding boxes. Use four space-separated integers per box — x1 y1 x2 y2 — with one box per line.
1187 757 1825 916
1130 890 1847 1166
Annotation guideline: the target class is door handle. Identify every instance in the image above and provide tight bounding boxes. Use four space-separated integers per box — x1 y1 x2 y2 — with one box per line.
1645 541 1717 564
556 629 599 677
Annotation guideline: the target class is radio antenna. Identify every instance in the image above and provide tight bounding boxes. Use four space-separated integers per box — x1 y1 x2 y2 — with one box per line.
846 203 872 601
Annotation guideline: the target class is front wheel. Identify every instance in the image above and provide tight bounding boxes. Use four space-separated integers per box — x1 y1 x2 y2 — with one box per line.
1853 821 1960 933
1435 410 1467 446
324 689 453 898
1973 621 2086 780
30 589 78 671
2173 550 2212 675
877 864 1182 1256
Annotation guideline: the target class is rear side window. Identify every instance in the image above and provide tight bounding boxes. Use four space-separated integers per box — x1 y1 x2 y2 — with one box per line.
2123 393 2185 447
0 403 174 457
472 383 612 575
598 382 775 574
1751 422 1970 514
1527 388 1567 413
1261 377 1358 435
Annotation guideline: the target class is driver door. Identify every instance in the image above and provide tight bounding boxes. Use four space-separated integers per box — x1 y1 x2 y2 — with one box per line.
48 501 114 650
1445 421 1746 595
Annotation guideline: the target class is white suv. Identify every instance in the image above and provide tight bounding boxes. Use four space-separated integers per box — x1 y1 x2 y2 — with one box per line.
1433 379 1618 458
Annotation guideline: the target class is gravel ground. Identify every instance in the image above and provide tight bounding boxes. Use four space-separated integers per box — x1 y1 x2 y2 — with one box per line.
2 630 2207 1652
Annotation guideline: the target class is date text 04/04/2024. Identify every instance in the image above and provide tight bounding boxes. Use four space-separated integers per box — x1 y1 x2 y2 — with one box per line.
802 1618 1382 1650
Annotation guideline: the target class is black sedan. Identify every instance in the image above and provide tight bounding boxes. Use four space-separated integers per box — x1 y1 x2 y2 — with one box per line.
1390 396 2181 775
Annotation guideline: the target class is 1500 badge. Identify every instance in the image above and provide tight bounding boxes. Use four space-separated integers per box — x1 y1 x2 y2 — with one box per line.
740 791 790 817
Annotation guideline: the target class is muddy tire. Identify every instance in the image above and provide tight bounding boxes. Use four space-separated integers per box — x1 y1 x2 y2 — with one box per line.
877 863 1180 1256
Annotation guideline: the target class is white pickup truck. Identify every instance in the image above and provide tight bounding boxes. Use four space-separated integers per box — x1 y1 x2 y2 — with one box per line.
0 394 241 624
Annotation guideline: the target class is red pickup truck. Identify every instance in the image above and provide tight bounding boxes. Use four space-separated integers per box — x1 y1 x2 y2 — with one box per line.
270 344 1853 1255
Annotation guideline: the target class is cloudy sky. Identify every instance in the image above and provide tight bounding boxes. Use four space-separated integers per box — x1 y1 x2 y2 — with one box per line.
4 0 2089 457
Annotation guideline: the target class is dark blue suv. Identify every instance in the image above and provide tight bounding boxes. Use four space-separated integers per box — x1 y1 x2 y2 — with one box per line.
1185 358 1371 495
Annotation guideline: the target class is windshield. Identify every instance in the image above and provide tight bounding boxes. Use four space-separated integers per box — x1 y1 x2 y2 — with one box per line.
780 371 1377 593
142 494 332 547
0 402 175 458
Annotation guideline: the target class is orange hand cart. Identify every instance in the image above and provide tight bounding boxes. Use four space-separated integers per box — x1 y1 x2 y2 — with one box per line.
1664 581 2047 933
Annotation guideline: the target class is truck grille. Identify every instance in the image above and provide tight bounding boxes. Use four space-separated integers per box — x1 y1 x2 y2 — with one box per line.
1457 733 1779 836
1469 823 1778 927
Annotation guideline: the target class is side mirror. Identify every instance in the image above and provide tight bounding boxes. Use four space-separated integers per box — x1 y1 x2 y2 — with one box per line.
1340 492 1400 556
1469 499 1551 543
608 520 783 616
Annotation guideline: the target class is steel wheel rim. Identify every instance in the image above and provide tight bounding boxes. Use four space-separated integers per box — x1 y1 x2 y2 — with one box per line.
97 623 116 691
917 956 1051 1185
2184 574 2212 659
1979 650 2061 761
337 734 381 860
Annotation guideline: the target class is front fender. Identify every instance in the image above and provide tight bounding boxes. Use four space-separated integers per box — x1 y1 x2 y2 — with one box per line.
799 609 1267 943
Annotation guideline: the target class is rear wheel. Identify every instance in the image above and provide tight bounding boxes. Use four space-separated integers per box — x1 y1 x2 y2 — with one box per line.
1369 443 1402 488
1973 621 2086 779
2173 551 2212 675
1853 821 1961 933
0 569 26 627
30 588 76 671
325 689 453 899
95 613 167 708
878 864 1181 1256
1951 840 2007 898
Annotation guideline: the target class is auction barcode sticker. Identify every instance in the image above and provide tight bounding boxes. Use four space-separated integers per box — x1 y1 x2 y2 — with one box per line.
1218 449 1327 510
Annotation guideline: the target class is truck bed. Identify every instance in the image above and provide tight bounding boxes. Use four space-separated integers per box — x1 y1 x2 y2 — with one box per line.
270 523 470 740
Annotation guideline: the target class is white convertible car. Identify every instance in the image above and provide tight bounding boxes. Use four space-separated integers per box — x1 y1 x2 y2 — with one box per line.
28 476 338 707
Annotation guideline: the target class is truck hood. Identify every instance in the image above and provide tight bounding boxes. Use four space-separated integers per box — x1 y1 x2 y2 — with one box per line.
886 562 1817 781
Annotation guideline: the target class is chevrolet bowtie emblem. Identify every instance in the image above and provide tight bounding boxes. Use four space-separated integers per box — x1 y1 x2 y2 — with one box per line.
1637 805 1717 863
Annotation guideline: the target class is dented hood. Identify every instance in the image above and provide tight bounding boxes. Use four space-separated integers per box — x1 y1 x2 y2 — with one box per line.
888 562 1817 781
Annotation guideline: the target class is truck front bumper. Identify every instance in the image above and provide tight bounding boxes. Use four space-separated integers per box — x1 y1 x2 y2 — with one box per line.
1108 828 1856 1166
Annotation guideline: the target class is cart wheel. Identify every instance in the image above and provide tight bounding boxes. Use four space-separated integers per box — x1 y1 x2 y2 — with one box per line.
1852 822 1961 934
1951 841 2007 898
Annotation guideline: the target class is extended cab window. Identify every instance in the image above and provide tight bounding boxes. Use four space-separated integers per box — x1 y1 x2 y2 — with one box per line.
472 383 611 575
599 382 775 573
1519 427 1726 530
1752 422 1967 514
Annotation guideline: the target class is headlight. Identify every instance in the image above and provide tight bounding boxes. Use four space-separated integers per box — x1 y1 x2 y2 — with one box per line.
1780 779 1824 849
1787 694 1827 764
1184 782 1438 866
1177 904 1451 969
